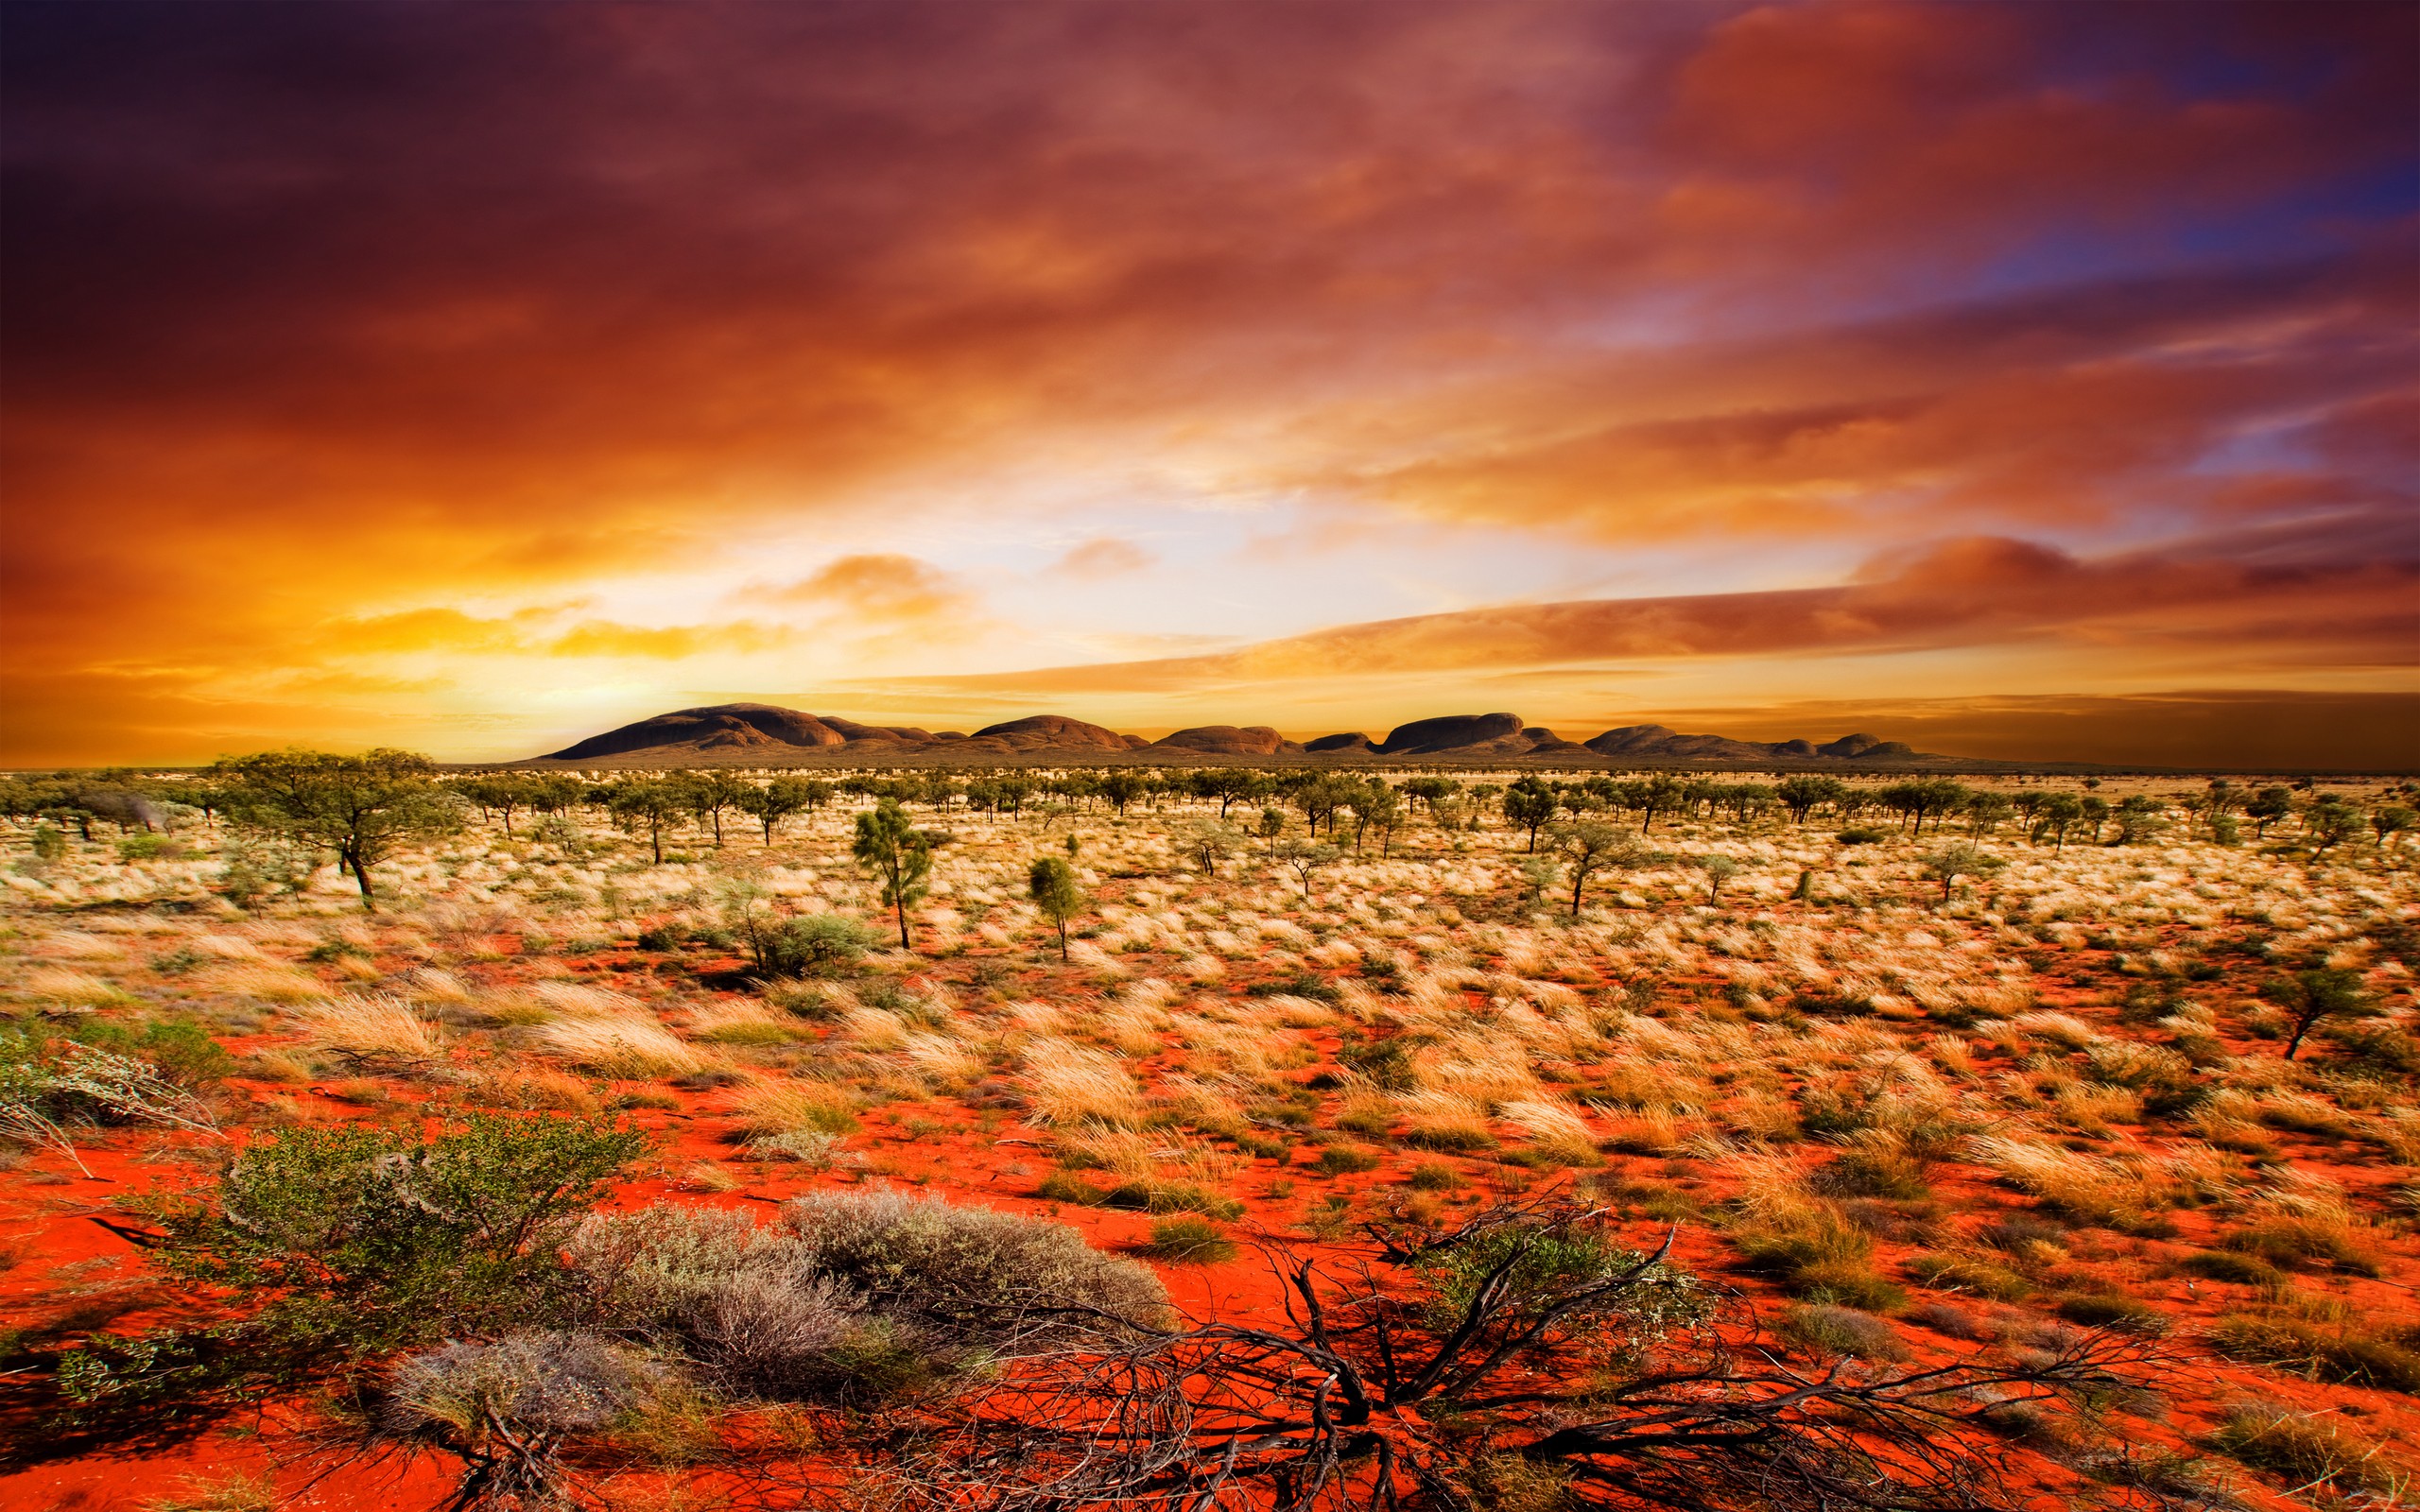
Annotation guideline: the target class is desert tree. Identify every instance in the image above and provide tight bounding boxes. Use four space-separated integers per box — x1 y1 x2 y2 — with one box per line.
1879 779 1969 837
1274 836 1342 893
677 769 751 847
854 799 934 951
1401 776 1456 821
1182 822 1237 877
1028 855 1086 962
2112 794 2168 846
1551 821 1651 919
1503 777 1559 853
1963 792 2014 837
1919 842 2006 902
1257 806 1288 856
1697 852 1741 903
1773 775 1844 826
2243 786 2293 839
2078 794 2110 843
2373 804 2415 855
2031 793 2083 853
2263 967 2373 1060
2303 797 2363 855
738 775 817 844
1346 781 1400 857
1098 770 1148 817
866 1199 2157 1512
216 748 462 908
606 779 687 865
474 774 536 839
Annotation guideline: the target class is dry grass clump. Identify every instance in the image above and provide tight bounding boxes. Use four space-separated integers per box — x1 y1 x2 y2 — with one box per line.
19 966 136 1006
538 1015 708 1079
732 1080 862 1139
297 994 444 1059
1022 1039 1146 1126
1964 1136 2180 1232
203 962 334 1003
2211 1399 2409 1498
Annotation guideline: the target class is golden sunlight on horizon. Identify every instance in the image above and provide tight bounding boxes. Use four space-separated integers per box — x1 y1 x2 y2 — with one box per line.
2 3 2413 768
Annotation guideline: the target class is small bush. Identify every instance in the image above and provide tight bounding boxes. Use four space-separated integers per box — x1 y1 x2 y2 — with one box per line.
1778 1303 1910 1361
1835 827 1888 846
752 916 881 978
2222 1217 2382 1276
1733 1214 1906 1312
1140 1216 1238 1264
143 1113 648 1353
1312 1144 1383 1177
1907 1301 1996 1341
1812 1148 1932 1200
2210 1314 2420 1392
2053 1294 2169 1335
1233 1131 1289 1160
1407 1161 1466 1192
2212 1400 2402 1495
1903 1252 2031 1300
67 1017 235 1089
2177 1249 2284 1287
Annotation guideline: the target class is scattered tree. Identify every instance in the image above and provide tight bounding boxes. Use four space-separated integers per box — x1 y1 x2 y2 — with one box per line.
1028 856 1085 961
1918 842 2006 902
606 779 687 866
216 749 462 908
854 800 935 951
2263 967 2374 1060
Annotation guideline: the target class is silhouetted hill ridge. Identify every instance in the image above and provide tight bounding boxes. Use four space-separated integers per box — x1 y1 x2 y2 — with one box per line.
537 704 2007 768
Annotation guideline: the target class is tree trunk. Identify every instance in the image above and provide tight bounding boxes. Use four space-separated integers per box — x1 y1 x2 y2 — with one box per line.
895 899 910 951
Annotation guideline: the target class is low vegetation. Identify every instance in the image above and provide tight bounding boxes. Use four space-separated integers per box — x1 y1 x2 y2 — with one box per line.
0 758 2413 1508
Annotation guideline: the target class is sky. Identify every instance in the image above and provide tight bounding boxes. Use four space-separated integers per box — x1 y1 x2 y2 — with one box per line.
2 0 2414 769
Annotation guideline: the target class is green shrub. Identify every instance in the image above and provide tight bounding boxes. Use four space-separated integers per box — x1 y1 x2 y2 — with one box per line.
1834 827 1887 846
2053 1294 2169 1335
1233 1131 1289 1160
1140 1216 1238 1264
1903 1252 2031 1300
2178 1249 2284 1287
1406 1161 1466 1192
2210 1314 2420 1392
2212 1400 2402 1495
1036 1169 1111 1206
1337 1036 1416 1091
143 1113 648 1353
750 915 881 978
1312 1144 1382 1177
2221 1217 2382 1276
1102 1178 1244 1219
67 1018 233 1089
1812 1148 1931 1200
1778 1303 1910 1361
1733 1214 1905 1312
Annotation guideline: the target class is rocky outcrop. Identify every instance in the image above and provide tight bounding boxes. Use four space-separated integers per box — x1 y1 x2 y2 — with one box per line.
546 704 927 760
966 714 1137 752
1375 713 1526 755
1152 725 1298 755
540 704 1961 767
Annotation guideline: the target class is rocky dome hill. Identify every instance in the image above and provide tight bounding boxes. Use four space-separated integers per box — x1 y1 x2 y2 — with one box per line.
528 704 1997 769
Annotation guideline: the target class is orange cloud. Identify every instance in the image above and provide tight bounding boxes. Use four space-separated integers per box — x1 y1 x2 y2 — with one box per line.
1048 538 1155 579
742 555 976 625
891 531 2418 695
0 3 2409 764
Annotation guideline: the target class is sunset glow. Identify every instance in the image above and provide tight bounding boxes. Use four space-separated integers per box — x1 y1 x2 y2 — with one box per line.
3 2 2413 766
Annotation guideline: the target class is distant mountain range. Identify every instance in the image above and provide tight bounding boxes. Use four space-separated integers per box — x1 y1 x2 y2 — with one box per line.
531 703 1986 768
